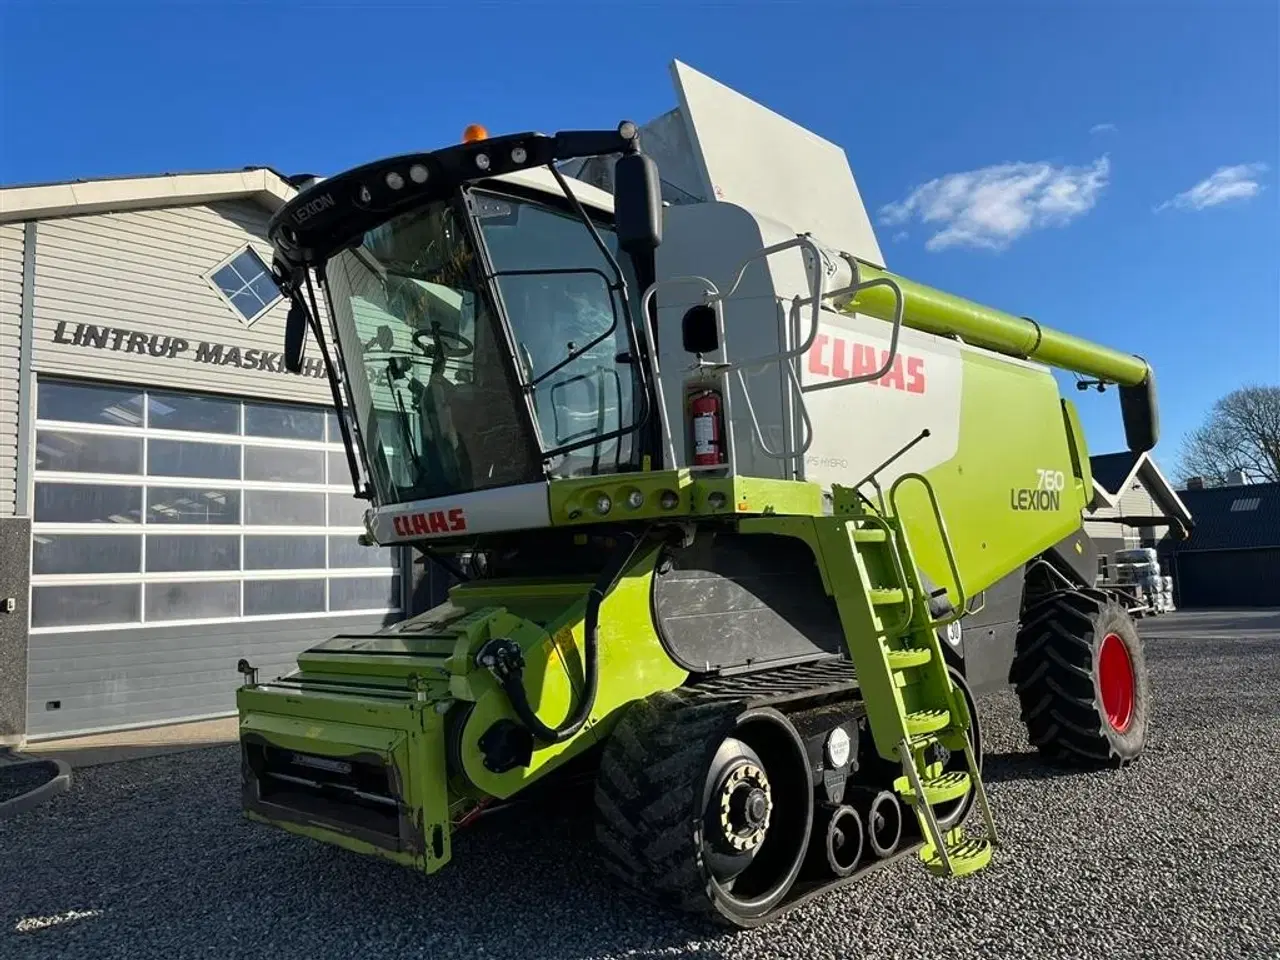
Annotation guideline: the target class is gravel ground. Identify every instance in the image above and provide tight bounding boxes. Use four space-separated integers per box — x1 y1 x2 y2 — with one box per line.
3 616 1279 960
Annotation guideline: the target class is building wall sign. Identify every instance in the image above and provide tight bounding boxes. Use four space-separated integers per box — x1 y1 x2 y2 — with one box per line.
51 320 328 379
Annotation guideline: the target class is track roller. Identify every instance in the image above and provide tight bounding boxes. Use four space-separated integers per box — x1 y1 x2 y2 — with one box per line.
850 788 903 859
804 803 865 879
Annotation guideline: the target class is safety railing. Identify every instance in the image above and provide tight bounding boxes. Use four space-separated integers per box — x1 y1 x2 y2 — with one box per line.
888 472 967 629
639 235 909 476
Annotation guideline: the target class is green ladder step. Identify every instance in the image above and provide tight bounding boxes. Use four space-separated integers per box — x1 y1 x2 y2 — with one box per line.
895 769 971 805
921 836 993 878
905 709 950 736
852 528 888 543
886 647 932 670
869 588 905 606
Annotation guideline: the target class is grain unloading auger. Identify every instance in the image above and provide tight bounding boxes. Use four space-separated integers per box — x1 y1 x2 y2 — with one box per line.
235 61 1156 926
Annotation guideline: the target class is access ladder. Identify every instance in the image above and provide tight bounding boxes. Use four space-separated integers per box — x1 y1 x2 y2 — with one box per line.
813 475 998 877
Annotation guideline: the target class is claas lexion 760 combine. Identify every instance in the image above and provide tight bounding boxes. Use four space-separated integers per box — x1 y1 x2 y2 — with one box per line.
236 63 1159 925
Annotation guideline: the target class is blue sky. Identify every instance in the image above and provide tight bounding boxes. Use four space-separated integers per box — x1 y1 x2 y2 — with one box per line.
2 0 1277 476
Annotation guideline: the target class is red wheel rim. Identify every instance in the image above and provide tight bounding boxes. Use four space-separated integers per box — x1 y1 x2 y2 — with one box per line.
1098 632 1135 733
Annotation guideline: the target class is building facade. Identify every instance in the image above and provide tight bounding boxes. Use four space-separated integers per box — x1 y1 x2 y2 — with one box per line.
1163 478 1280 608
0 170 440 744
1084 450 1192 583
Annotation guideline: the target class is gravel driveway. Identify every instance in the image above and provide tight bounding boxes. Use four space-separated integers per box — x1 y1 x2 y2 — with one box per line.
3 614 1279 960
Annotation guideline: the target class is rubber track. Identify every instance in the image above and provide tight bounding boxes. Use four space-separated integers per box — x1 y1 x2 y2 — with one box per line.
593 691 743 915
1010 589 1131 768
593 682 924 927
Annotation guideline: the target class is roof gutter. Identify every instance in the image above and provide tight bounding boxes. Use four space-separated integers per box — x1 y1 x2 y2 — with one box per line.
0 168 297 224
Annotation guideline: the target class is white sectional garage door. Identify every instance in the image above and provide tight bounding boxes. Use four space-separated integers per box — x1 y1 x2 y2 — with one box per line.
27 376 405 738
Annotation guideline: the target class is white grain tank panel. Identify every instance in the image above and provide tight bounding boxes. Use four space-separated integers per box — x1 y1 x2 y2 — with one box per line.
654 201 961 488
670 59 886 266
31 200 333 404
654 201 792 479
0 224 24 516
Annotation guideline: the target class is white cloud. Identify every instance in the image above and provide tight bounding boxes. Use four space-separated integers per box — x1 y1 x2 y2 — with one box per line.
1090 122 1118 134
879 156 1110 252
1155 163 1268 212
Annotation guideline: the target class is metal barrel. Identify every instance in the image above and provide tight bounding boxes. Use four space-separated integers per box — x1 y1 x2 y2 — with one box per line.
844 261 1152 388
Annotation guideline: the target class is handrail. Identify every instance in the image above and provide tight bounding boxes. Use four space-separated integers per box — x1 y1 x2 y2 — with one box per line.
888 472 967 628
852 513 914 637
801 275 906 394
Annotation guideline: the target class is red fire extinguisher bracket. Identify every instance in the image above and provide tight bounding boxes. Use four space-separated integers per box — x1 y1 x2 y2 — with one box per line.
688 387 727 467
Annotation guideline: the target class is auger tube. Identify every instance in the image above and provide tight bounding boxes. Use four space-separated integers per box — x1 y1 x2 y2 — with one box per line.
844 261 1152 388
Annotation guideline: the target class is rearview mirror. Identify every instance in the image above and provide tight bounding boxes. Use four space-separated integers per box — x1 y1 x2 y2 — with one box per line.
681 305 719 354
613 151 662 255
284 300 309 374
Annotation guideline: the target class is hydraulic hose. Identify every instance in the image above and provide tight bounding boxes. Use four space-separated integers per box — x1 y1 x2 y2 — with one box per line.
477 529 649 745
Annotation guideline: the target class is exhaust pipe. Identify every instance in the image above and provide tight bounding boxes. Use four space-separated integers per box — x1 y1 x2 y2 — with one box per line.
848 788 902 859
805 802 864 879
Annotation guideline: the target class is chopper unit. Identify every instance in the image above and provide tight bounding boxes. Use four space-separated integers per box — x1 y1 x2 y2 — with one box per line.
235 62 1159 926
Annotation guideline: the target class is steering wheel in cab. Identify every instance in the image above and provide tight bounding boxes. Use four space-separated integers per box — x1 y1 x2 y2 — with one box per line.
412 321 474 362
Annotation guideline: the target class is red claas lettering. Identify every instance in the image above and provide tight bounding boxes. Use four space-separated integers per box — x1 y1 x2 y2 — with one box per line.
806 334 927 395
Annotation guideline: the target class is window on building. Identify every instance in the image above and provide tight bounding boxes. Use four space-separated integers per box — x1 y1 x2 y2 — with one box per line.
30 378 402 631
206 246 282 324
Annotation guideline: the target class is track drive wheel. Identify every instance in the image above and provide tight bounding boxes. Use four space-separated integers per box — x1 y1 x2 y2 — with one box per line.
593 692 813 928
1011 589 1149 767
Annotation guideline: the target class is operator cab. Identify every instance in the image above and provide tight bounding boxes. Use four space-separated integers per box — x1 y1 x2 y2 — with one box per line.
268 124 664 512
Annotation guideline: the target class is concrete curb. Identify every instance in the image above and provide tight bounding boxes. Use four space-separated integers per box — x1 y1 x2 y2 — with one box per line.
0 756 73 820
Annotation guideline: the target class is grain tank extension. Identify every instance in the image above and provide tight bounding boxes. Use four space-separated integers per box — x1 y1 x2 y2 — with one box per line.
235 61 1158 926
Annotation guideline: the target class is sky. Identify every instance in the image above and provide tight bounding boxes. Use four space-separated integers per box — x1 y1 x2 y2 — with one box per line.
1 0 1277 478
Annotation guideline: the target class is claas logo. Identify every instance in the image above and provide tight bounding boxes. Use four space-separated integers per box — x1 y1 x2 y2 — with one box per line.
807 334 926 394
392 508 468 537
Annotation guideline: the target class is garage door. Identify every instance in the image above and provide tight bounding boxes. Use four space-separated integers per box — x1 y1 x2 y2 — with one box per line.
1174 548 1280 608
27 377 406 738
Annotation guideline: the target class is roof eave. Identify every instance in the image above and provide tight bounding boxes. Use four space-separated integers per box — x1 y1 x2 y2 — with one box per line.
0 168 297 224
1137 457 1195 526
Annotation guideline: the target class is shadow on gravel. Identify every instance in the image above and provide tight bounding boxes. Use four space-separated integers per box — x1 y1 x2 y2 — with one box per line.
1 746 741 960
979 750 1089 786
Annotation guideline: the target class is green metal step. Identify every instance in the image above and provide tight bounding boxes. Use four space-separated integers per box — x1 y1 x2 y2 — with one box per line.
921 836 993 878
869 588 905 606
895 769 971 805
852 528 888 543
905 709 951 736
886 647 932 670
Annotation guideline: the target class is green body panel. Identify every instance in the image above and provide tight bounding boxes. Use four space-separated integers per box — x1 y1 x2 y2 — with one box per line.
455 545 687 798
895 348 1091 606
545 470 823 526
847 262 1151 387
236 545 686 873
237 687 452 871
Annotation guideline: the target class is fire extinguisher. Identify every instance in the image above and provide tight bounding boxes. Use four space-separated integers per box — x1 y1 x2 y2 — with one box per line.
690 388 724 466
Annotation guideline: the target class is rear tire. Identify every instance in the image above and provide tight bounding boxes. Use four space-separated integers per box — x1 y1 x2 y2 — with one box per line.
592 691 813 927
1011 589 1149 767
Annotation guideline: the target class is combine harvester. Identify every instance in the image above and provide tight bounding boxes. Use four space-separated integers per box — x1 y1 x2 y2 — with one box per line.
236 61 1157 925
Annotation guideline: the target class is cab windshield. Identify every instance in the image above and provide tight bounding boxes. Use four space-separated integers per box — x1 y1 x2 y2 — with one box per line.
323 189 641 505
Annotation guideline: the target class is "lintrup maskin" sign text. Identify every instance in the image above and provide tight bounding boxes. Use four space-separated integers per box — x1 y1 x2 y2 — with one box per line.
51 320 328 379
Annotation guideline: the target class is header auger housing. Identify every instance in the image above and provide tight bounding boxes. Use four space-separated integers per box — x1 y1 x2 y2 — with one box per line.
236 61 1155 927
